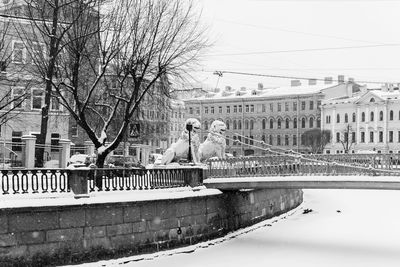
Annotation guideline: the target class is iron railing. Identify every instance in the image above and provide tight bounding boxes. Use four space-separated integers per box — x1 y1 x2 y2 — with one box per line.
206 155 400 178
0 167 203 196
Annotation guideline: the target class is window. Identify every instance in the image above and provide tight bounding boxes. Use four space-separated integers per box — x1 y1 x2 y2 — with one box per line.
277 103 281 112
293 118 297 128
285 135 289 146
293 135 297 146
344 132 348 143
12 131 22 152
219 106 222 113
211 107 214 114
32 89 44 110
270 119 273 129
0 61 6 72
71 121 78 137
336 132 340 143
293 102 297 111
226 120 230 130
238 105 242 112
309 117 314 128
12 41 24 63
204 121 208 130
336 114 340 123
189 107 193 114
277 135 281 146
245 105 249 113
370 111 374 122
262 135 266 143
270 103 273 112
301 118 306 128
234 105 237 113
262 104 266 112
361 132 365 143
238 120 242 130
390 110 394 120
370 131 374 143
196 107 200 115
398 131 400 143
51 96 60 111
226 137 229 146
262 119 266 129
389 131 393 143
250 105 254 113
226 106 230 113
285 118 290 129
326 116 330 124
379 111 383 121
11 88 25 109
317 100 321 109
51 133 60 152
352 113 356 122
379 131 383 142
285 102 289 111
344 113 348 123
27 43 44 64
250 120 254 130
250 135 254 145
301 101 306 110
352 132 356 143
309 101 314 110
269 135 273 145
361 112 365 122
245 120 249 130
233 120 237 130
370 98 375 102
277 119 281 129
317 118 321 128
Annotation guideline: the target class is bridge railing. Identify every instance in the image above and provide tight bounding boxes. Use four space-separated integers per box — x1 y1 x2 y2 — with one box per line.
206 155 400 178
0 167 204 197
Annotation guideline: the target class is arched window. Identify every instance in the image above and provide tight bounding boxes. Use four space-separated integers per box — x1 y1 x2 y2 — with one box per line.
238 120 242 130
352 113 356 122
270 119 274 129
233 120 237 130
204 121 208 130
336 114 340 123
277 135 281 146
344 113 348 123
285 118 290 129
226 120 230 130
262 135 266 142
370 98 375 102
293 118 297 128
277 119 282 129
262 119 266 130
370 111 374 122
269 135 273 145
245 120 249 130
309 117 314 128
390 110 394 120
250 120 254 130
301 118 306 128
317 118 321 128
361 112 365 122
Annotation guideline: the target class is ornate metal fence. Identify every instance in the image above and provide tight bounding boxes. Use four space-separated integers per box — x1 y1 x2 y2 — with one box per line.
206 155 400 178
0 167 204 196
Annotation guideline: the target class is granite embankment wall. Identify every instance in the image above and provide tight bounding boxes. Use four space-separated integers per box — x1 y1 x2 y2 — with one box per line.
0 188 303 265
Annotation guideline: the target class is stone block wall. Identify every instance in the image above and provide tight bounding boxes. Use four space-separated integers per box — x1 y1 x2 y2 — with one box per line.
0 188 302 265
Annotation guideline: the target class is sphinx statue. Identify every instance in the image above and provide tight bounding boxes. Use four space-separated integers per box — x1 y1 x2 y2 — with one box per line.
199 120 226 162
159 118 201 165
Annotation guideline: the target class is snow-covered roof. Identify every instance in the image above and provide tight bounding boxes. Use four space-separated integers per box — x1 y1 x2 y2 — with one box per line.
186 84 329 102
323 88 400 105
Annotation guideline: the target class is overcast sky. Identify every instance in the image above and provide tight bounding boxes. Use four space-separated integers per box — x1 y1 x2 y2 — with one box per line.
192 0 400 90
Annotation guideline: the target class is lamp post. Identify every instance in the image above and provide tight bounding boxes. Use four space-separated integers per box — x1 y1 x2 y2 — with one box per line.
186 123 193 162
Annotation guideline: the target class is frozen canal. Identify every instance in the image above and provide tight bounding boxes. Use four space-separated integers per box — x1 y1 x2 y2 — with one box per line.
74 189 400 267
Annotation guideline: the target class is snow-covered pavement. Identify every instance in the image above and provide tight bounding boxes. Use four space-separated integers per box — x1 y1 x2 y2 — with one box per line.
75 189 400 267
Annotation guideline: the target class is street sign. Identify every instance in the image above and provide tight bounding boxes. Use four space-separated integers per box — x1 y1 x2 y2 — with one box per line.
129 123 140 138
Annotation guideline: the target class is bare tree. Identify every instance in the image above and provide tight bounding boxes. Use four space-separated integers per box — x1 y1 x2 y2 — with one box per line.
338 124 355 153
49 0 209 168
301 129 331 154
13 0 102 166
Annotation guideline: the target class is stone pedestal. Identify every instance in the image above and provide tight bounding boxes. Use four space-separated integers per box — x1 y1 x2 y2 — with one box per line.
59 139 71 168
21 135 36 168
69 169 90 198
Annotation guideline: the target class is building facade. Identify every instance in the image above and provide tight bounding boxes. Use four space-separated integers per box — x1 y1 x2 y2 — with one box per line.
322 84 400 154
184 80 356 156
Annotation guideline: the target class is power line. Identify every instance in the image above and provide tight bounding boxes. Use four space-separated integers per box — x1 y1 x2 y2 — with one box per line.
215 70 400 85
207 43 400 57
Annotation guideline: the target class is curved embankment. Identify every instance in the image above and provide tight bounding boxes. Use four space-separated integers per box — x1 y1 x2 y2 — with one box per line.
0 188 303 266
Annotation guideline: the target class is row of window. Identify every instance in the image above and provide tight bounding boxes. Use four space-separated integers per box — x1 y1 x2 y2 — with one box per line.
327 110 400 124
12 88 60 111
189 100 322 115
335 131 400 143
203 117 321 131
225 135 299 146
11 131 60 152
